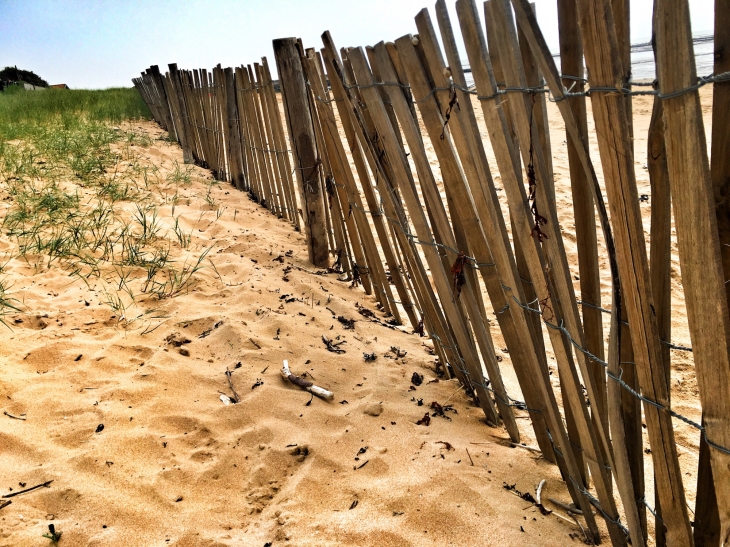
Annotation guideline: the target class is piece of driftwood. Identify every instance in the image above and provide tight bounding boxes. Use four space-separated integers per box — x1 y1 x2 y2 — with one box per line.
536 479 546 505
281 360 333 401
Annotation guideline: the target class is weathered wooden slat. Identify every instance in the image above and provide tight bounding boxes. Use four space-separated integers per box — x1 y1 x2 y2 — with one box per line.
347 45 502 425
457 0 614 540
320 33 423 327
168 64 194 164
301 52 355 281
261 58 299 225
655 0 730 543
322 32 463 378
693 1 729 545
375 35 516 437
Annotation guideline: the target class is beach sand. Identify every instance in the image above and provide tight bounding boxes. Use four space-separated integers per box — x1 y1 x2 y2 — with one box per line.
0 86 711 546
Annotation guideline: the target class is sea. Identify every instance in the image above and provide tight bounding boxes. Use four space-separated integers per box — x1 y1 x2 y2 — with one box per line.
461 34 715 86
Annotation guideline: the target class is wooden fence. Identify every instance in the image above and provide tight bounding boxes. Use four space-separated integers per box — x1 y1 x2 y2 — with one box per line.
132 0 730 545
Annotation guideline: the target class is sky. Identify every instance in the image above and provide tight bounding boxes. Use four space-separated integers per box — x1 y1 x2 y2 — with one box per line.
0 0 716 89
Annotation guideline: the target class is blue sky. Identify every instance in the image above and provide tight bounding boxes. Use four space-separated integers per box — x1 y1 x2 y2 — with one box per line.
0 0 715 89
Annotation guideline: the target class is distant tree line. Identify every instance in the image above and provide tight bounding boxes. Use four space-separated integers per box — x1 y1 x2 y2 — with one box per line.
0 66 49 88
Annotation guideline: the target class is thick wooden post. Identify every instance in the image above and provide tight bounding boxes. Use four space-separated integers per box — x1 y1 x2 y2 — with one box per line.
273 38 329 267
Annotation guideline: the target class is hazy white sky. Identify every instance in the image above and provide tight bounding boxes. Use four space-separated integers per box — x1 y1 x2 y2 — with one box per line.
0 0 715 89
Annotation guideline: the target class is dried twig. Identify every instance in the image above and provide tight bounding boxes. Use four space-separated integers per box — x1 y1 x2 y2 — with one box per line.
548 498 583 515
322 335 346 354
465 447 474 466
3 411 26 421
510 442 542 454
0 500 11 511
281 360 333 401
225 367 240 403
1 480 53 498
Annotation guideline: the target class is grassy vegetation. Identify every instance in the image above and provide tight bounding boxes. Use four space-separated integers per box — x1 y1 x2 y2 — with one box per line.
0 86 150 140
0 87 213 330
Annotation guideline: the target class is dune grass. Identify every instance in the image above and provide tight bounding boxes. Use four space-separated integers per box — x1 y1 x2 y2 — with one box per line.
0 86 150 141
0 86 212 329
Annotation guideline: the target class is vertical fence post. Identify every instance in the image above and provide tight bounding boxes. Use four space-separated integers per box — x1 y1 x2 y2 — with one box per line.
273 38 329 267
655 0 730 542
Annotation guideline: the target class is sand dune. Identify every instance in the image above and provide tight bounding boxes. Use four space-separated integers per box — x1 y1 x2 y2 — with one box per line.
0 120 583 546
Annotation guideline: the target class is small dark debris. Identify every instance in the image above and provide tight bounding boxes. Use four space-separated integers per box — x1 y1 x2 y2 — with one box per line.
322 335 346 354
357 306 376 319
337 316 355 330
252 378 264 390
411 372 424 386
349 499 359 510
430 401 457 420
95 424 104 433
339 400 349 404
639 194 649 202
416 413 431 426
74 354 82 362
363 352 377 362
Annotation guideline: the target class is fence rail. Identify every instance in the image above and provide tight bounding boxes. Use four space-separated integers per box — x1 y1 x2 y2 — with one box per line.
133 0 730 544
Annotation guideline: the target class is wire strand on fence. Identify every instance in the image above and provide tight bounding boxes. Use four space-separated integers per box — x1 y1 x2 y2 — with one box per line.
337 69 730 106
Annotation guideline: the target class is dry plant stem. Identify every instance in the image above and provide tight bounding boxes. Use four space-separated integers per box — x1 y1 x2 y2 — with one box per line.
536 479 546 505
281 360 333 401
510 443 541 454
655 0 730 543
225 368 241 403
3 411 26 420
1 480 53 499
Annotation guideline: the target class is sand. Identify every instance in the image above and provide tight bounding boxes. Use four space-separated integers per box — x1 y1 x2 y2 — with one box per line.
0 85 711 546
